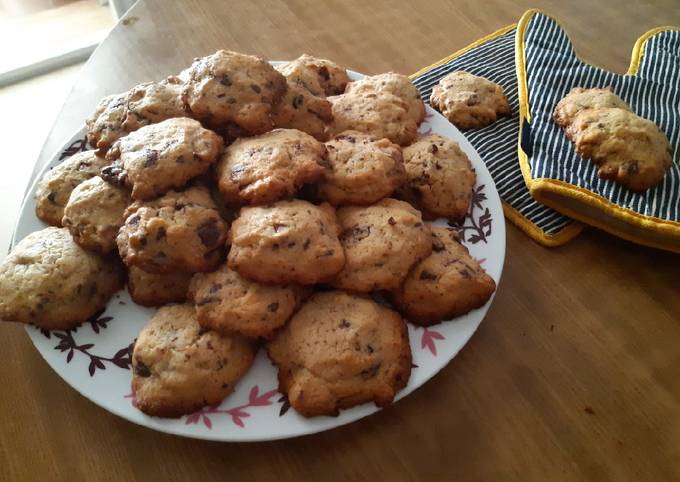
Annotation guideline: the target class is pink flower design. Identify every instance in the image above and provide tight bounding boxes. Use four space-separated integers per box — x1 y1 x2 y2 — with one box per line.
184 385 279 430
420 327 445 356
475 257 487 266
417 126 433 137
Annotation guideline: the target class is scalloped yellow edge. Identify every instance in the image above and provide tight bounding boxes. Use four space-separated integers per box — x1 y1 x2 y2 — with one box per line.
516 9 680 253
410 24 584 247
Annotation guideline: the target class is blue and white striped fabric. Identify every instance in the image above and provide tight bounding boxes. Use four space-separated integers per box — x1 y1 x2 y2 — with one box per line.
412 28 578 239
523 14 680 222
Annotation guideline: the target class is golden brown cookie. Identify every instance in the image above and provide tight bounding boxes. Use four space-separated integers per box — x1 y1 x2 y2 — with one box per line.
328 90 419 146
0 227 124 330
553 87 630 128
398 134 475 220
344 72 426 125
216 128 327 206
228 200 345 285
391 227 496 325
61 176 131 254
318 131 405 206
117 187 227 273
189 263 304 339
127 266 191 307
566 107 673 191
121 76 187 132
132 303 256 418
102 117 222 200
331 198 432 292
266 290 412 417
35 150 109 227
86 92 129 152
181 50 287 134
271 81 333 140
430 71 510 129
277 54 350 97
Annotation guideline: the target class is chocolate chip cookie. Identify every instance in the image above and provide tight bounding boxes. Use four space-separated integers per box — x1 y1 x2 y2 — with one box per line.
0 227 124 330
35 150 109 227
102 117 222 200
553 87 630 128
132 303 256 417
121 76 188 132
127 266 192 307
266 290 412 417
331 198 432 292
228 199 345 284
216 128 327 206
566 107 673 191
271 81 333 140
328 90 419 146
61 176 131 254
318 131 405 206
189 263 304 338
181 50 287 134
117 187 227 273
398 134 475 220
344 72 426 125
391 227 496 325
277 54 350 97
86 92 129 151
430 71 510 129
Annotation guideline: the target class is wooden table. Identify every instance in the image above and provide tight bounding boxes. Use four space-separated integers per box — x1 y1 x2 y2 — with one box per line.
3 1 679 480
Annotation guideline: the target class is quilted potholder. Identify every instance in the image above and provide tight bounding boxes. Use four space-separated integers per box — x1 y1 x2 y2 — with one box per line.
517 10 680 253
411 25 584 247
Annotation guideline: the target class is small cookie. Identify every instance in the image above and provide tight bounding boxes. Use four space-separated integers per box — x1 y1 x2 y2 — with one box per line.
266 290 412 417
331 198 432 292
566 107 673 191
228 200 345 285
216 128 327 205
127 266 191 307
328 91 418 145
61 176 131 254
430 71 510 129
102 117 222 200
121 76 187 132
181 50 287 134
0 227 124 330
132 303 256 417
277 54 350 97
189 263 304 338
553 87 630 128
86 92 129 151
318 131 405 206
271 81 333 140
345 72 426 125
398 134 475 220
117 187 227 273
35 150 109 227
391 227 496 325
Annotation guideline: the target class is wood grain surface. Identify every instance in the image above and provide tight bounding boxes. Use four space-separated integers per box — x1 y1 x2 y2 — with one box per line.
3 1 680 481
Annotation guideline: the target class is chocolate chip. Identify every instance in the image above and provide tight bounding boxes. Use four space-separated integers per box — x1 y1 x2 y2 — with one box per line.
319 249 334 257
139 237 147 247
419 270 437 280
627 160 640 175
198 325 211 335
267 302 279 313
47 191 57 203
155 227 166 240
432 236 445 252
134 360 151 377
339 319 351 328
250 84 261 93
303 238 311 250
100 163 127 186
360 363 381 379
128 214 141 226
466 93 480 106
292 95 304 109
197 218 220 247
415 222 423 227
366 344 374 353
144 150 159 168
272 243 280 250
220 75 232 86
388 217 396 226
340 225 371 243
318 66 330 81
209 283 222 294
429 144 438 154
196 297 219 306
460 268 472 279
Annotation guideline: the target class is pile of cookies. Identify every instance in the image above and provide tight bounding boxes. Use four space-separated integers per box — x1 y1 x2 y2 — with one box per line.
0 51 497 418
554 87 673 191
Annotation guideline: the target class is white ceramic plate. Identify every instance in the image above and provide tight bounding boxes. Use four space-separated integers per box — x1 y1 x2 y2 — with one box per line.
11 68 505 441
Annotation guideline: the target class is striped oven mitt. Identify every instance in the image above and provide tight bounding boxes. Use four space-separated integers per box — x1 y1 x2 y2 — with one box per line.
411 25 584 247
516 10 680 253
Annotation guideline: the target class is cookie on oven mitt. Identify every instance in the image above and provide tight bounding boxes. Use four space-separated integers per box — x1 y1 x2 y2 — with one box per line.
516 10 680 253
